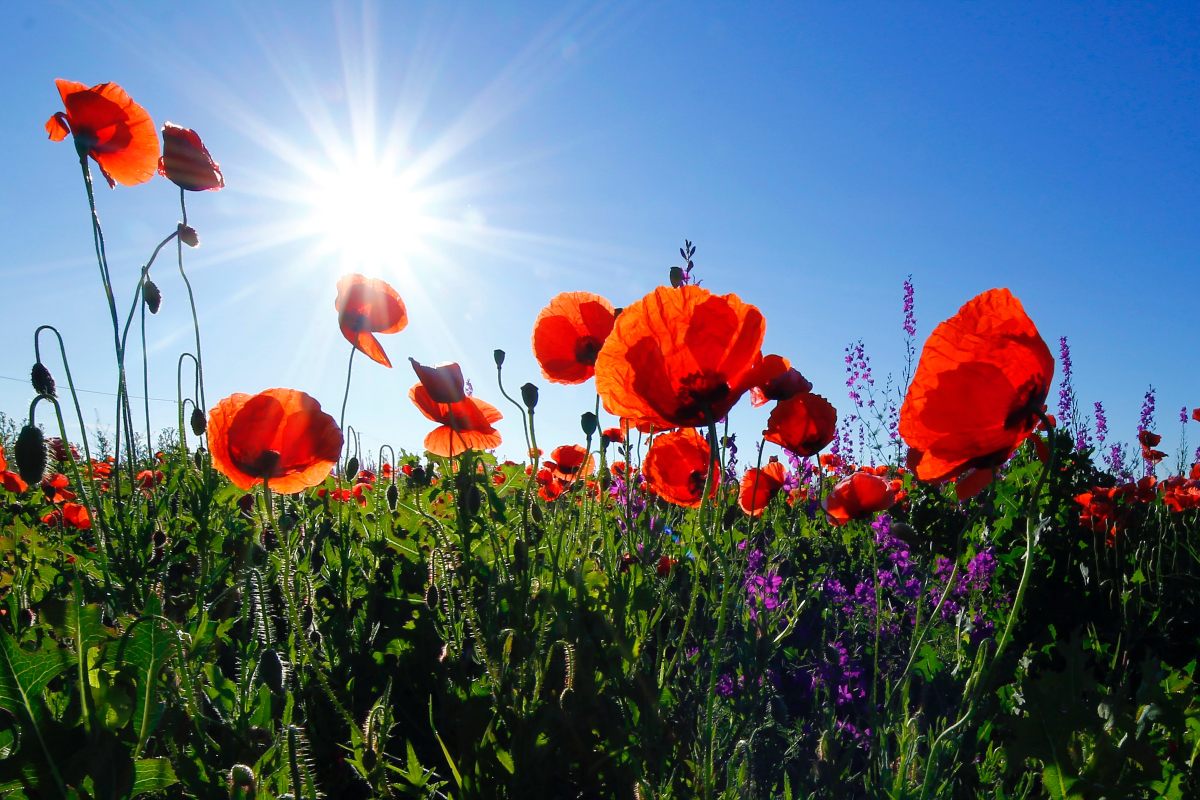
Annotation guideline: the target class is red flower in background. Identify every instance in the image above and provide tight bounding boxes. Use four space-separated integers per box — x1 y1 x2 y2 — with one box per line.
763 393 838 457
600 427 625 446
45 79 159 187
595 285 767 428
643 428 718 508
749 355 813 407
546 445 595 482
42 502 91 531
159 122 224 191
0 444 28 494
41 473 75 503
207 388 343 494
1138 430 1167 465
738 458 788 516
334 275 408 367
532 291 616 384
408 361 502 457
899 288 1053 499
823 471 897 526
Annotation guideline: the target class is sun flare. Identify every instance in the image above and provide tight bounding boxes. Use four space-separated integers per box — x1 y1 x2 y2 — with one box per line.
301 156 430 273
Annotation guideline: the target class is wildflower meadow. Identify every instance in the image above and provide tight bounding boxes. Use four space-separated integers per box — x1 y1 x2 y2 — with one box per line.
1 73 1198 800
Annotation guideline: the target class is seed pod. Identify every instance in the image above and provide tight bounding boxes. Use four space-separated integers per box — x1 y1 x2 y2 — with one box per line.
30 363 56 398
520 382 539 410
189 407 206 437
580 412 598 438
15 425 47 486
177 223 199 247
142 278 162 314
493 349 506 368
386 482 398 512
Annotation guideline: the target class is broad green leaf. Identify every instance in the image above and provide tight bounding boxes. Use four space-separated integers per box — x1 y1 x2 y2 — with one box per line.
0 629 69 725
116 618 176 756
129 757 178 798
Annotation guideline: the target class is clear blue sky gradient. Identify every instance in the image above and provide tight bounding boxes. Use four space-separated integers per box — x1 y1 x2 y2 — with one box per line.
2 1 1197 469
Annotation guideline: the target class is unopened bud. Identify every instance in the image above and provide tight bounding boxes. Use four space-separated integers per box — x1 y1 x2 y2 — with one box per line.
345 456 359 479
143 278 162 314
386 482 398 512
190 407 207 436
580 412 598 438
227 763 257 793
15 425 47 485
493 349 506 368
669 266 685 288
31 363 56 398
177 223 199 248
520 382 539 411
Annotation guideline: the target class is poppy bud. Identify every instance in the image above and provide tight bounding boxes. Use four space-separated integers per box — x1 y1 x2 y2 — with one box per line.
193 449 205 470
669 266 685 288
520 382 539 410
143 278 162 314
580 412 598 438
386 482 398 512
493 349 506 368
228 764 257 795
410 465 428 486
31 363 56 398
15 424 47 485
463 485 482 516
345 456 359 479
177 223 199 248
190 407 206 436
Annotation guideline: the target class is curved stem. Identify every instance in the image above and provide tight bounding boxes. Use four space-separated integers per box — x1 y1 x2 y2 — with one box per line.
338 343 357 469
177 189 207 413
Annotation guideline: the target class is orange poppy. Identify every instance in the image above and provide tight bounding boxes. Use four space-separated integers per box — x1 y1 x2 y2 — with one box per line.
823 471 897 526
749 355 813 407
643 427 718 508
409 358 466 404
738 458 788 516
208 388 343 494
532 291 616 384
763 393 838 457
595 285 766 428
899 288 1053 497
45 79 159 188
334 274 408 367
159 122 224 191
408 368 503 458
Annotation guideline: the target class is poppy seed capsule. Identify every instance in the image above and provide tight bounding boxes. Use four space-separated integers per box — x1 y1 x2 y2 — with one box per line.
142 278 162 314
493 349 506 368
190 407 206 436
520 382 539 410
31 363 56 398
177 223 199 247
15 425 47 485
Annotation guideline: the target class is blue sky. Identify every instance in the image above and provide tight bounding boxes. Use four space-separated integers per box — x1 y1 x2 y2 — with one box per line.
2 1 1197 470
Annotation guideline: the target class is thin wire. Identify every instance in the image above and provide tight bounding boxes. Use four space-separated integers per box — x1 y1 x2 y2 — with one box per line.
0 374 175 403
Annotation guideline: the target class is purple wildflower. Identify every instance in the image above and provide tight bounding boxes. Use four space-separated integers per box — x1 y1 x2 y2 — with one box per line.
1094 401 1108 445
1139 386 1157 434
1057 336 1075 424
902 275 917 338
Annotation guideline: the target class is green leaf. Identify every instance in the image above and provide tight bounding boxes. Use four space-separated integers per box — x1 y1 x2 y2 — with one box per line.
129 757 178 797
1041 764 1082 800
0 629 69 725
116 617 176 757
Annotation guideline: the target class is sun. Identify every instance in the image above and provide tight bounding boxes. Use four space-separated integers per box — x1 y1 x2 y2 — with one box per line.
300 154 431 273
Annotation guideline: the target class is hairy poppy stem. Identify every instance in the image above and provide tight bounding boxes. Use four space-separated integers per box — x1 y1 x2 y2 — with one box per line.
34 325 101 520
176 353 200 457
177 190 208 415
338 343 357 471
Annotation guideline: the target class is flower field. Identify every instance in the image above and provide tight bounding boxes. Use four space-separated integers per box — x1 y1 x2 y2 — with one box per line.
1 78 1198 800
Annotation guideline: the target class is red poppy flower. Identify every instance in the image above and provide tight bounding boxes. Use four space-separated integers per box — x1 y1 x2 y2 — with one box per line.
738 458 788 516
750 355 813 407
656 555 679 577
208 388 343 494
823 472 897 526
546 445 595 482
41 473 75 504
600 427 625 446
409 359 466 404
899 288 1054 498
763 393 838 457
1193 408 1200 423
1139 431 1167 465
334 274 408 367
409 377 503 458
158 122 224 191
45 79 159 188
532 291 617 384
42 502 91 531
643 428 718 508
595 285 767 428
0 444 28 494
